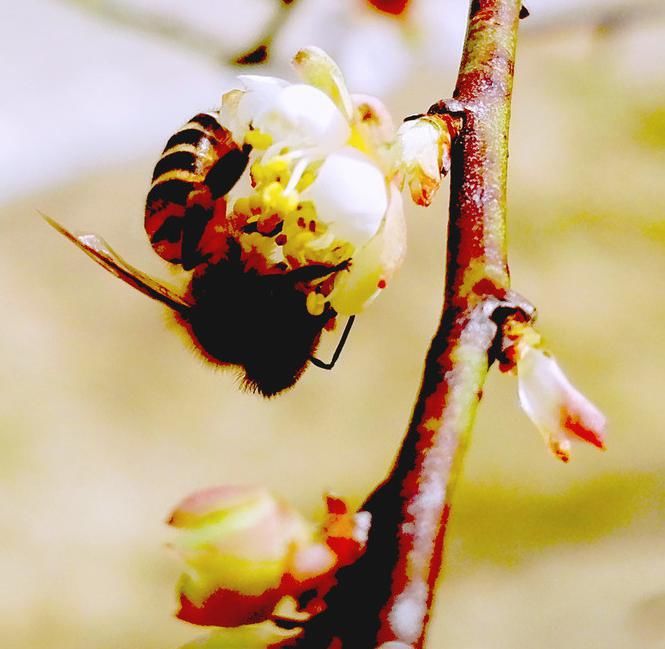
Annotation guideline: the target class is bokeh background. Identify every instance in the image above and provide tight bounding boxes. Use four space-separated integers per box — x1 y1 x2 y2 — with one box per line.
2 1 664 648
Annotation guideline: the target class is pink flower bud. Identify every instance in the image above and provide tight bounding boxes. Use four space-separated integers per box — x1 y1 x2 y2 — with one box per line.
168 486 370 629
179 622 301 649
504 322 607 462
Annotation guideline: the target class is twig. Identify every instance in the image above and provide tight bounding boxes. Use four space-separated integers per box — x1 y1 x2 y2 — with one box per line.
59 0 298 67
294 1 527 647
235 0 300 65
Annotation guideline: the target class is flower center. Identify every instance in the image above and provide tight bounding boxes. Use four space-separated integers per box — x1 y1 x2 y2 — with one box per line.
230 131 356 315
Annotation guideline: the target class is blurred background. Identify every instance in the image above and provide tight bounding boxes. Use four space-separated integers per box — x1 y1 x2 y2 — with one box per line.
1 1 664 648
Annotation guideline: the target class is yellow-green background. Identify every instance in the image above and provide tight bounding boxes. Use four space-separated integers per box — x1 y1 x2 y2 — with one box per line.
1 3 664 648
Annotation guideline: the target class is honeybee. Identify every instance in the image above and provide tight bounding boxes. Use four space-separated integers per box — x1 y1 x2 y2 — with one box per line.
46 112 354 396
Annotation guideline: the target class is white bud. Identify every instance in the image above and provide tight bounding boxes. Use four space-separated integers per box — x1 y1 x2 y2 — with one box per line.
394 116 451 206
517 345 606 462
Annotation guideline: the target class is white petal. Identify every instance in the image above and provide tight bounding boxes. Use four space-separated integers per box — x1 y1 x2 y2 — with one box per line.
352 93 395 148
292 46 354 120
517 346 606 461
219 88 246 145
220 76 289 144
303 147 387 247
253 83 350 150
330 184 405 315
237 74 289 124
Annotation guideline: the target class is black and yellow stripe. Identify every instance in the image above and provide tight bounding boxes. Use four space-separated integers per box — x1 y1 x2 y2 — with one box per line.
145 112 249 269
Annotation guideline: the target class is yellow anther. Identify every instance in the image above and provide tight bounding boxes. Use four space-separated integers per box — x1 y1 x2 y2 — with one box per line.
261 182 300 217
252 157 290 187
277 191 300 215
297 170 316 191
306 291 326 316
250 161 266 185
244 129 273 150
249 192 264 214
233 197 252 217
264 157 290 177
262 182 284 209
297 201 317 223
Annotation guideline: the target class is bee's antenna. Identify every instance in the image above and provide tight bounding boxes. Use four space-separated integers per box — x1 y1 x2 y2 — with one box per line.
310 315 356 371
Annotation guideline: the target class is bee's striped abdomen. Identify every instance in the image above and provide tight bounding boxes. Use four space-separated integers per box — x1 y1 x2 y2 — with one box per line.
145 112 249 268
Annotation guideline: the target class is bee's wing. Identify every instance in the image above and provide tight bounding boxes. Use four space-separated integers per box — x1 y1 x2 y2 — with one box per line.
42 213 192 313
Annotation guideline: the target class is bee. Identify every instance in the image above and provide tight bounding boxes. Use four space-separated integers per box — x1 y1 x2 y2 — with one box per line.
45 112 355 396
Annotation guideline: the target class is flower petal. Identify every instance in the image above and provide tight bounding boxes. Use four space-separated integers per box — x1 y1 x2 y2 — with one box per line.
236 75 289 126
330 183 405 315
303 147 388 247
178 623 301 649
220 76 289 144
292 46 354 121
168 485 266 529
169 486 312 610
352 93 396 150
253 84 350 151
517 346 606 462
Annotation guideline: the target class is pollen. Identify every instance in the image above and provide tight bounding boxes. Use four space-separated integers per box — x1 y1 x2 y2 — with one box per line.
306 291 327 316
261 182 300 216
251 157 290 185
297 170 316 191
244 129 273 150
249 193 264 214
233 197 252 217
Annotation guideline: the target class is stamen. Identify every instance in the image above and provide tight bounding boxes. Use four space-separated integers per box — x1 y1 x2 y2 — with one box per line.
244 129 273 150
284 157 309 195
306 291 326 316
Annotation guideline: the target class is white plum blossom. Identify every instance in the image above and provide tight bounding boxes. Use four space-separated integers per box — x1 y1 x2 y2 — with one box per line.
218 46 408 317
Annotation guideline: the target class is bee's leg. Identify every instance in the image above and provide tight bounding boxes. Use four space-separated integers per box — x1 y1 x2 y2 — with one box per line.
287 259 350 283
205 144 250 199
310 316 356 371
180 187 218 270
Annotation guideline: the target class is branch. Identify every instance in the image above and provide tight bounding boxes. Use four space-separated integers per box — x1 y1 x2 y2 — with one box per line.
235 0 300 65
293 1 527 647
59 0 298 66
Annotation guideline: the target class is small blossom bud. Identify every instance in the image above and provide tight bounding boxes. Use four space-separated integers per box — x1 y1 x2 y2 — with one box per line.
392 115 452 206
517 345 606 462
168 486 370 629
502 320 607 462
179 622 301 649
169 486 314 627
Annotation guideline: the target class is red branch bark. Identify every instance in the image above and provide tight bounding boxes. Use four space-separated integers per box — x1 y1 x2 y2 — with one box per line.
294 1 527 647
